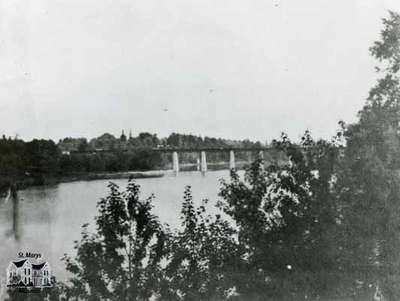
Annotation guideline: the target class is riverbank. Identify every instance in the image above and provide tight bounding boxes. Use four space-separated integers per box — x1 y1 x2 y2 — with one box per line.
0 161 252 193
57 170 165 183
0 170 165 193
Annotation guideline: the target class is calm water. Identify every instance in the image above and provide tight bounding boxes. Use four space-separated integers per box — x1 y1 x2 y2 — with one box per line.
0 170 238 287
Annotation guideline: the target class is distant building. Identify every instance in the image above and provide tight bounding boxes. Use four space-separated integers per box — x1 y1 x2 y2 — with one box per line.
120 130 127 142
6 259 52 287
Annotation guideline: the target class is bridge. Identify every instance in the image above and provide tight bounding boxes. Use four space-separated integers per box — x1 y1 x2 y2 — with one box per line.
152 147 271 175
68 146 273 175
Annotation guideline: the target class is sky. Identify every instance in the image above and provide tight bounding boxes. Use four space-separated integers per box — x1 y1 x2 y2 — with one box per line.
1 0 400 143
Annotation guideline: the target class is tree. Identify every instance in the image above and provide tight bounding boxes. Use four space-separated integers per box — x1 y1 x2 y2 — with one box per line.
161 186 238 301
77 139 88 152
218 132 343 300
23 139 60 184
62 178 169 300
335 11 400 300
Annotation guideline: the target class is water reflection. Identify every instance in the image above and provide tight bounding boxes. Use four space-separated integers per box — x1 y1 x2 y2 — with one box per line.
2 185 21 241
11 186 20 242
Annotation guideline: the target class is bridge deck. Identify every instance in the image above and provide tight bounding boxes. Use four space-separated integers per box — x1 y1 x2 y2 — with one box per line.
151 147 272 152
69 147 273 155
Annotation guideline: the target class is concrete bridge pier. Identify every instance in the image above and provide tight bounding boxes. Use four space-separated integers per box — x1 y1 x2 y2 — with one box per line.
258 150 265 171
247 151 252 162
196 158 201 171
173 151 179 175
229 150 235 170
200 151 207 174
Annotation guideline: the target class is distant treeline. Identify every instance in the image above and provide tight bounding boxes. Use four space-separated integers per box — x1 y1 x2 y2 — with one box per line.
0 132 264 186
58 131 264 153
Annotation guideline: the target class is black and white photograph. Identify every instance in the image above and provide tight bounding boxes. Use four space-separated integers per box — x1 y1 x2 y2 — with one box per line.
1 0 400 300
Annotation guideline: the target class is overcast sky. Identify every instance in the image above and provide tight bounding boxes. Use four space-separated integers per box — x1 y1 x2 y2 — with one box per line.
1 0 400 142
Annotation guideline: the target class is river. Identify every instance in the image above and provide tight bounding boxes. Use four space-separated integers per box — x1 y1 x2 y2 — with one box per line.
0 170 239 288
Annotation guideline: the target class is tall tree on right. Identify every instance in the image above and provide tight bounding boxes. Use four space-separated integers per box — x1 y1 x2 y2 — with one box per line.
336 11 400 300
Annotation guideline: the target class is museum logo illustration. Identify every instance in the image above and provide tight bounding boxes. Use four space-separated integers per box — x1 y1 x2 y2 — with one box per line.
6 252 53 289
